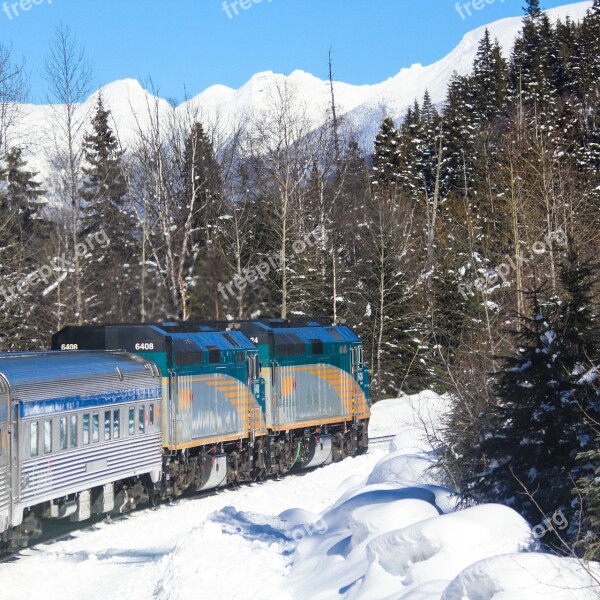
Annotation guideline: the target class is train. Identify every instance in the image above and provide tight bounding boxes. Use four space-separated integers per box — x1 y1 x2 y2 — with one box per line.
0 318 370 551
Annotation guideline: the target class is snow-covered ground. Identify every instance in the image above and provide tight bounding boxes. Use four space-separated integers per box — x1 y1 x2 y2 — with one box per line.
2 392 599 599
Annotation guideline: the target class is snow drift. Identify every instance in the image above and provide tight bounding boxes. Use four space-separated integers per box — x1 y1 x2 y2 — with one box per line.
1 392 598 599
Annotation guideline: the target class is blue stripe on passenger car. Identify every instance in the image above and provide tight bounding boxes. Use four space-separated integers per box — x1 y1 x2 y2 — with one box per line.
20 387 161 418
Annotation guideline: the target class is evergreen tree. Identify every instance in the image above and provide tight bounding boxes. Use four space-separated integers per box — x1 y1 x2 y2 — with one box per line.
371 117 402 193
364 119 434 397
441 73 477 195
397 104 423 196
553 18 579 95
511 13 558 119
183 121 222 242
417 90 442 197
577 0 600 96
80 96 137 321
472 288 583 528
0 147 45 242
332 139 370 326
470 246 599 545
0 148 49 349
558 245 600 558
185 121 224 319
576 434 600 561
524 0 542 19
472 30 509 124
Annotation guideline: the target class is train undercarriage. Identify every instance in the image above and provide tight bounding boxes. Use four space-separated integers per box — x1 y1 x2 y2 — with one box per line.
162 418 369 496
1 419 368 554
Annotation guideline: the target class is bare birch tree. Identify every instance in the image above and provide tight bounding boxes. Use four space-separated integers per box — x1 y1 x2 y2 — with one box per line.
43 23 93 326
244 80 316 319
0 44 28 157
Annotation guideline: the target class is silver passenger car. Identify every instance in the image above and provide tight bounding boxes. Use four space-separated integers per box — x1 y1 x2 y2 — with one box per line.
0 351 162 539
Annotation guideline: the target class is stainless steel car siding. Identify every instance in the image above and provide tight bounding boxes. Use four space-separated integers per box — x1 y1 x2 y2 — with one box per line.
10 362 162 522
17 427 162 508
12 372 158 404
0 375 9 534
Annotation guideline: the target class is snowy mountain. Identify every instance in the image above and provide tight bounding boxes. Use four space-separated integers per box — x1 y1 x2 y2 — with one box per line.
13 1 594 181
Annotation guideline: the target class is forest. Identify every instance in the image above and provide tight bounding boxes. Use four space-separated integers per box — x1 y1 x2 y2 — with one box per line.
0 0 599 560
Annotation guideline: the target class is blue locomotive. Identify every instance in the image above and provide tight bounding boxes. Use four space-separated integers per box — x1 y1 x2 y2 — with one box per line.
0 319 370 551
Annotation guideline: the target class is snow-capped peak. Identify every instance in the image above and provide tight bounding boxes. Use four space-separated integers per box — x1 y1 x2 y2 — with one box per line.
12 1 594 183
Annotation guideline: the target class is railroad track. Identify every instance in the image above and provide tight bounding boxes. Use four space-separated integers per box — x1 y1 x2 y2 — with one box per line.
369 434 396 447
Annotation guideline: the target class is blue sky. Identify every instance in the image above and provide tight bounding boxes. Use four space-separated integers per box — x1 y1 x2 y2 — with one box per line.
0 0 578 103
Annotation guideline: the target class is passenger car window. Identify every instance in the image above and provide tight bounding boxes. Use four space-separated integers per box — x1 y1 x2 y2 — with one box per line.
149 404 154 426
30 422 38 457
83 414 90 445
70 415 78 448
129 407 135 435
92 413 99 443
139 405 145 434
60 417 67 450
44 420 52 454
113 409 120 439
104 411 111 441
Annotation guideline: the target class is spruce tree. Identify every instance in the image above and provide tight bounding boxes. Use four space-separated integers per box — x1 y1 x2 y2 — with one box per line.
397 104 424 196
364 119 433 397
333 139 370 326
511 13 558 120
576 435 600 561
0 148 49 349
524 0 542 19
0 147 45 243
372 117 402 193
183 121 222 242
553 18 579 95
80 96 137 321
472 31 509 124
559 245 600 558
441 73 477 195
472 288 582 528
577 0 600 97
418 90 442 197
184 121 224 320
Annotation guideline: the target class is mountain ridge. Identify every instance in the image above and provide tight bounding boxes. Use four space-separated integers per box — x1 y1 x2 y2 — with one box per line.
11 1 594 181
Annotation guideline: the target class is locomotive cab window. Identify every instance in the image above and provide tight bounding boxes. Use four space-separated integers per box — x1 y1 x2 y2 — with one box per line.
310 339 324 355
353 346 364 368
207 346 221 364
224 333 241 348
248 354 260 381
